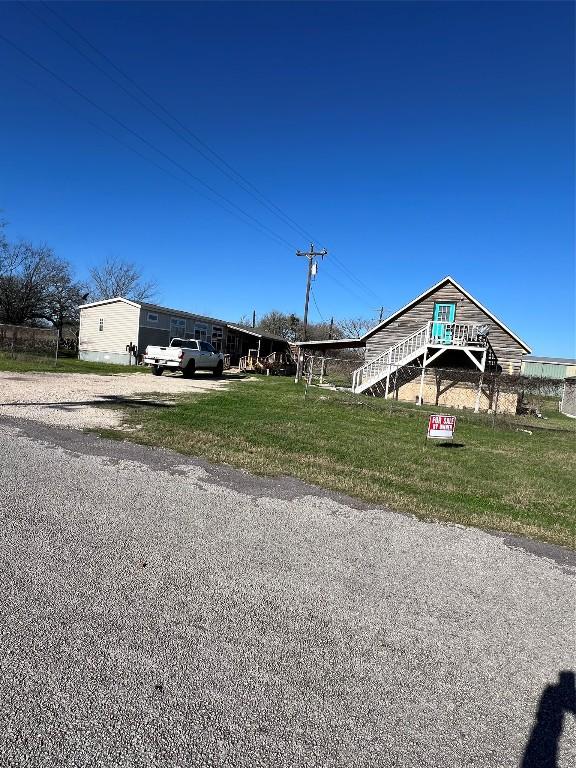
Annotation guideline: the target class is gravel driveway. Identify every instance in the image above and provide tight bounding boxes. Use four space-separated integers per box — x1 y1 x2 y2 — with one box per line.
0 370 231 429
0 418 574 768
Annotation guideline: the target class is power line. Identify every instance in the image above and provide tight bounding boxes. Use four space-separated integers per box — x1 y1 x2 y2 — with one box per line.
14 73 260 229
9 6 388 312
330 252 385 304
0 32 299 252
24 3 288 216
310 287 325 323
34 1 319 244
28 1 386 307
321 269 379 311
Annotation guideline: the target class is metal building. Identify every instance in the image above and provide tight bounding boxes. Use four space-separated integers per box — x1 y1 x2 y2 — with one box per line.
520 356 576 380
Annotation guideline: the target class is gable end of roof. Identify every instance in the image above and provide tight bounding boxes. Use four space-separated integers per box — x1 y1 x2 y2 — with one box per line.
78 297 142 310
362 276 531 353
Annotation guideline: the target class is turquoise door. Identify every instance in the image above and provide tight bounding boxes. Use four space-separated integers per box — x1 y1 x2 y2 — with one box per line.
432 302 456 344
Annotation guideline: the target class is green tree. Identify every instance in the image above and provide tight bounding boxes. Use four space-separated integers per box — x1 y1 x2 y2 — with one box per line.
257 310 302 342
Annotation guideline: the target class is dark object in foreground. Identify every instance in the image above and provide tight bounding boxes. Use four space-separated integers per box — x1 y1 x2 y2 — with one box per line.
522 670 576 768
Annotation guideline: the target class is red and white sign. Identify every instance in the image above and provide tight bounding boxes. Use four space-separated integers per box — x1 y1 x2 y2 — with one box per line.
427 414 456 439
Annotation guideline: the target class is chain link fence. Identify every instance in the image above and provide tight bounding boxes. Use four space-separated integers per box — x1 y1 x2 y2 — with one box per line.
0 323 61 361
560 377 576 418
302 353 565 428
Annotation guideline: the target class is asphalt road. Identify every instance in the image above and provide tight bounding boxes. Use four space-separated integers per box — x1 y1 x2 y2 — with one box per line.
0 417 574 768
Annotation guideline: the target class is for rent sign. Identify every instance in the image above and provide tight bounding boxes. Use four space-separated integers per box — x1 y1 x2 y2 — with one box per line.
427 414 456 440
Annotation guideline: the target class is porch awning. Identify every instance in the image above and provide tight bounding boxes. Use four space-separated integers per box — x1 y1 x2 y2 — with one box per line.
294 338 365 351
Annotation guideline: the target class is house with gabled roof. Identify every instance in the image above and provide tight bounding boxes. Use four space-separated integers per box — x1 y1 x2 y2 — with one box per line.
297 276 531 413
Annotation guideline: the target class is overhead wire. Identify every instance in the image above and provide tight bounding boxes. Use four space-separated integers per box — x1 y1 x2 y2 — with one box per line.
24 3 290 214
310 286 325 323
0 32 299 252
328 253 385 304
13 73 261 229
7 5 388 312
320 270 380 313
34 1 321 245
28 1 386 307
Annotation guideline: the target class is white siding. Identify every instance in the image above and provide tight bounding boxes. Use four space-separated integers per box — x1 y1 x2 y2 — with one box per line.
79 301 140 362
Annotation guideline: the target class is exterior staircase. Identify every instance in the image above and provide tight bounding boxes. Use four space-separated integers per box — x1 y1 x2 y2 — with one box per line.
351 321 491 396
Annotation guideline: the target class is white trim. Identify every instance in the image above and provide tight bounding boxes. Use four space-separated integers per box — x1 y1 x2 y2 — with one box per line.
462 347 485 371
522 357 576 366
227 324 264 338
78 297 141 310
226 324 286 342
362 276 532 353
424 346 448 366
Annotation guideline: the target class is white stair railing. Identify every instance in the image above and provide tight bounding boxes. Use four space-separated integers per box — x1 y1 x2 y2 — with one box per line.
351 320 488 394
352 323 430 393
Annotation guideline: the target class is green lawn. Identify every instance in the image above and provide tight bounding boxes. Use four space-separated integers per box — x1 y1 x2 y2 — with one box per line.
98 376 576 547
0 353 148 375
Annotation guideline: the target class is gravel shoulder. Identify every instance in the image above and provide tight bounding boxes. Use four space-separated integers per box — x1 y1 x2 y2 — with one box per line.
0 419 574 768
0 370 231 429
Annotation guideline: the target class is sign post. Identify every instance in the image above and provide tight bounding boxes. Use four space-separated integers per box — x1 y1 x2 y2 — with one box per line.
427 414 457 442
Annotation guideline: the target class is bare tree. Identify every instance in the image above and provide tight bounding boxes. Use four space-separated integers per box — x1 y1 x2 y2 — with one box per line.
338 316 377 339
42 270 89 339
0 222 86 338
251 310 357 343
89 257 157 302
306 320 343 341
0 241 61 326
237 313 254 328
0 239 88 337
0 218 7 258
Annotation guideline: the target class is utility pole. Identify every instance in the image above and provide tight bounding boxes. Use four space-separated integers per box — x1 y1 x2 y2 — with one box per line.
296 243 328 341
252 309 256 329
295 243 328 382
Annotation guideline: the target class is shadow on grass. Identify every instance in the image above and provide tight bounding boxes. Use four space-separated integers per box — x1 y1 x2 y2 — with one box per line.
99 395 174 409
158 371 247 381
435 442 465 449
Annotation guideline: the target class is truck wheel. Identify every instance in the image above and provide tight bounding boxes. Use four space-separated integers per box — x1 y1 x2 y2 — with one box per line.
182 361 196 379
213 361 224 377
152 365 163 376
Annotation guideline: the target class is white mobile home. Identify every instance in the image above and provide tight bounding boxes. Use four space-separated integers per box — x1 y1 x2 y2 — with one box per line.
78 298 141 365
78 298 288 365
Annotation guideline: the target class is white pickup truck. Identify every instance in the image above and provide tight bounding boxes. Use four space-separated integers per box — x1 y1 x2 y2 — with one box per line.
143 338 224 378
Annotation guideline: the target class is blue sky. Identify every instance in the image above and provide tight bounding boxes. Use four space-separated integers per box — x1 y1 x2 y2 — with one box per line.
0 1 574 355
